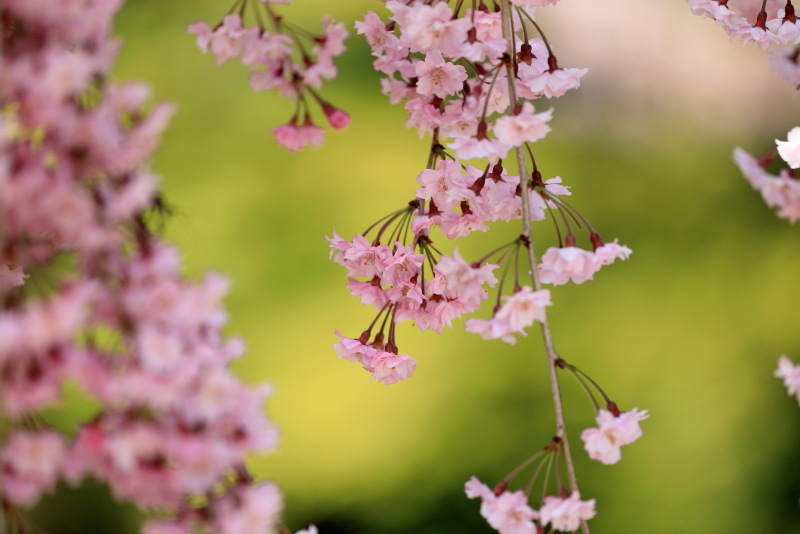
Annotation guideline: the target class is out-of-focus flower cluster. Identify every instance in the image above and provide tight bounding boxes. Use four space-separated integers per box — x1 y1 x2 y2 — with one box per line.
776 355 800 403
688 2 800 220
189 0 349 151
735 146 800 222
0 1 288 532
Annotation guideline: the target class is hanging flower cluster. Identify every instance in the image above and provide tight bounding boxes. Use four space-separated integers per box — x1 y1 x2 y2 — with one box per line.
324 2 641 530
0 1 311 532
189 0 349 151
776 355 800 403
465 467 596 533
688 2 800 222
688 0 800 49
734 145 800 222
331 1 630 379
688 1 800 508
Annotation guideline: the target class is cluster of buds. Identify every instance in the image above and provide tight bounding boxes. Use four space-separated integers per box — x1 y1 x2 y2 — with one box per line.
189 0 349 151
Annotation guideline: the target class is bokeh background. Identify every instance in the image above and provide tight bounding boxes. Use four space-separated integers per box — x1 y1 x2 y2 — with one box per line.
31 1 800 532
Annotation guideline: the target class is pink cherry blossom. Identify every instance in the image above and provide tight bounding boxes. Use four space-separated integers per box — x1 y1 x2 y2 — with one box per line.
370 351 417 385
341 234 391 278
465 476 539 534
448 135 510 163
0 430 66 506
433 250 498 304
734 147 800 223
142 519 193 534
493 103 553 148
539 491 596 532
512 0 559 6
580 408 648 465
466 287 551 344
769 47 800 88
213 482 283 534
347 277 389 308
323 105 351 130
415 50 468 99
416 159 473 211
776 355 800 403
397 2 471 56
776 126 800 169
187 22 212 53
356 11 404 57
381 243 424 285
0 3 291 529
538 247 597 285
519 67 588 99
0 264 26 292
271 119 325 151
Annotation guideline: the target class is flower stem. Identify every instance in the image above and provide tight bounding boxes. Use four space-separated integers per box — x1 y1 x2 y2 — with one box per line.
499 3 588 533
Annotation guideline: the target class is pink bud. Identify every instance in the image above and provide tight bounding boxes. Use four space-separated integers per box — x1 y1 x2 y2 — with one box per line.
322 103 350 130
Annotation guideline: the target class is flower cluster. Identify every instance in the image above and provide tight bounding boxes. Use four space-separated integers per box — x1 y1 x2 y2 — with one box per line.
189 1 349 151
0 1 293 532
688 3 800 222
687 0 800 50
323 1 645 529
329 225 502 382
465 476 596 533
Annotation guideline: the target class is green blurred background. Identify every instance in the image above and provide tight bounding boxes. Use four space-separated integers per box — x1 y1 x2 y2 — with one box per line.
33 1 800 532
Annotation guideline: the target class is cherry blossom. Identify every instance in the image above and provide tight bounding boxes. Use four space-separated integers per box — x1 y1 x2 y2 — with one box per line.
493 103 553 148
189 2 349 150
539 491 596 532
580 408 649 465
775 355 800 403
465 476 540 534
776 126 800 168
415 50 468 98
734 147 800 223
0 430 66 506
466 287 552 344
539 239 631 286
686 0 800 49
271 119 326 152
0 1 290 530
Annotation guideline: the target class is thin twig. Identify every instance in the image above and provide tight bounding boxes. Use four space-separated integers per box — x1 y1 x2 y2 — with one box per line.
498 4 588 533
